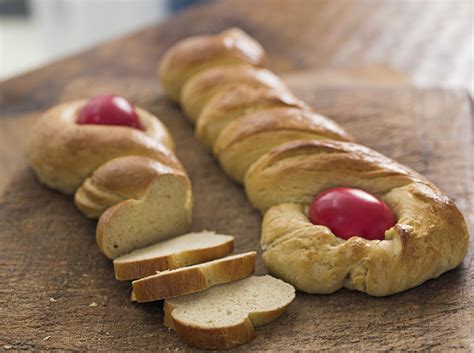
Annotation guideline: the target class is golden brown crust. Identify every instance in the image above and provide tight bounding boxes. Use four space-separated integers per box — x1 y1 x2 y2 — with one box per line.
96 172 192 259
113 235 234 281
73 178 124 219
95 200 130 257
28 98 194 260
215 108 351 152
261 195 468 296
28 100 180 194
74 156 179 218
248 140 469 296
132 252 256 302
159 28 266 101
86 156 177 196
163 275 295 349
115 255 167 282
180 65 289 122
166 312 257 350
245 139 430 211
213 108 353 183
158 28 469 299
196 85 307 149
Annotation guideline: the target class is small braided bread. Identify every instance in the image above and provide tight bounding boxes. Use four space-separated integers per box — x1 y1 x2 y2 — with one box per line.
28 98 192 259
158 28 468 296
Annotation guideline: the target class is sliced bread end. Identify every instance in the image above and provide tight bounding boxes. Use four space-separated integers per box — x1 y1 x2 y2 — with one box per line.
96 173 192 259
164 275 295 349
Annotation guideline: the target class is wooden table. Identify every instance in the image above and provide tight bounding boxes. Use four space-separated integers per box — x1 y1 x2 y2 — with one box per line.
1 0 472 351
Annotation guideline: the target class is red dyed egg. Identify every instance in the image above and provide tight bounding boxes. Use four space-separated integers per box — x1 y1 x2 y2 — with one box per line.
77 95 143 130
309 187 396 240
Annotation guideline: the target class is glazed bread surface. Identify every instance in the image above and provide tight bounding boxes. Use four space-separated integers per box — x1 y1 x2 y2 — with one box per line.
159 28 266 101
75 156 181 218
28 99 193 259
159 28 469 296
196 85 307 150
180 65 290 122
213 107 352 182
246 140 468 295
28 99 178 194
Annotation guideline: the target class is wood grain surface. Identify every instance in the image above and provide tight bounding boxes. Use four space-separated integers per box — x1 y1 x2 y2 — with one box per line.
0 75 472 351
0 0 473 350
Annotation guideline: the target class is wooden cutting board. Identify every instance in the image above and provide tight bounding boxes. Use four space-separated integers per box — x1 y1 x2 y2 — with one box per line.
0 74 472 351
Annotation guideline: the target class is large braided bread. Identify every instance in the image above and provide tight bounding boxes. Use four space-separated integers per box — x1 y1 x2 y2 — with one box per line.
28 98 192 259
158 28 468 296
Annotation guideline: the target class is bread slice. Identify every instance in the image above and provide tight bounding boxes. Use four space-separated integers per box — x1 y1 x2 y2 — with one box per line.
96 163 192 259
113 231 234 281
132 252 256 302
164 275 295 349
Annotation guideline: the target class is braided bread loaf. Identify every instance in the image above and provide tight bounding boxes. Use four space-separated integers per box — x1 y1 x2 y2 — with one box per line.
28 97 192 259
158 29 469 296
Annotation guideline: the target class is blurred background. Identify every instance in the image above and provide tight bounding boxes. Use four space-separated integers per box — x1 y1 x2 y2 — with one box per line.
0 0 205 80
0 0 472 91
